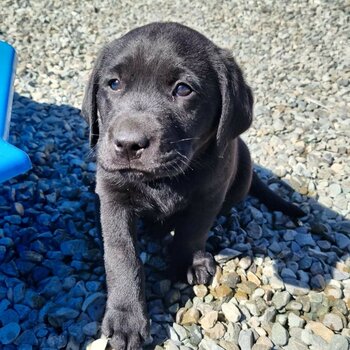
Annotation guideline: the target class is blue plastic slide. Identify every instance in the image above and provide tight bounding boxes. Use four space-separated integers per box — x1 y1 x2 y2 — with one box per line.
0 41 32 183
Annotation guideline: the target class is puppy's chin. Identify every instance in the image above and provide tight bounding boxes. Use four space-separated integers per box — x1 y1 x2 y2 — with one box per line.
98 156 191 182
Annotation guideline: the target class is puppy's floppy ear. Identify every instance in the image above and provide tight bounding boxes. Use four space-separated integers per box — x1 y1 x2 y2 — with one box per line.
216 49 253 156
81 46 108 148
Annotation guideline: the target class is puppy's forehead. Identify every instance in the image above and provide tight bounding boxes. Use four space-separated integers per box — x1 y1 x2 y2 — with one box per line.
103 23 216 76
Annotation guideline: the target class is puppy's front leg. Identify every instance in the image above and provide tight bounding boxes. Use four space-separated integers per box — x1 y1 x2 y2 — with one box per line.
170 193 224 285
98 190 149 350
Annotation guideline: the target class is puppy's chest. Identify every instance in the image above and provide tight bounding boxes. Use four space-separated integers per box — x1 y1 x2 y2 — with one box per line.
129 182 188 218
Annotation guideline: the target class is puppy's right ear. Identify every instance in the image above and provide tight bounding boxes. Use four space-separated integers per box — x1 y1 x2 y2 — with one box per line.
81 47 107 148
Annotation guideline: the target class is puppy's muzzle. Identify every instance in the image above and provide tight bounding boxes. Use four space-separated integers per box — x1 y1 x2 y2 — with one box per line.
114 130 150 160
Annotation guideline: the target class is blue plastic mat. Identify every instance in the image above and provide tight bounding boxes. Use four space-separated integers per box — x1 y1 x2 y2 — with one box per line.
0 41 32 182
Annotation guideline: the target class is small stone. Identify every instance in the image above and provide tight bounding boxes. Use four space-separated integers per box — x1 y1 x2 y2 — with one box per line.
269 276 284 290
329 334 349 350
83 322 99 336
251 345 271 350
81 292 106 321
280 268 297 279
0 322 20 345
167 325 180 342
294 233 316 247
219 340 239 350
335 233 350 249
238 256 252 270
220 272 240 289
276 314 288 326
181 308 200 325
286 301 303 311
288 313 305 328
256 336 273 348
322 313 344 331
247 271 261 286
308 320 334 342
238 329 254 350
60 239 88 257
173 323 187 341
246 222 263 239
272 291 291 310
164 340 180 350
205 322 225 340
214 284 233 298
271 322 288 346
186 324 202 346
215 249 241 263
310 274 326 291
199 311 218 330
284 279 310 296
198 338 224 350
222 302 241 323
193 285 208 298
324 285 343 299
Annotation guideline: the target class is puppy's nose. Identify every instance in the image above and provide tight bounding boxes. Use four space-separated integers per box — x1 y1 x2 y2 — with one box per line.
114 132 150 159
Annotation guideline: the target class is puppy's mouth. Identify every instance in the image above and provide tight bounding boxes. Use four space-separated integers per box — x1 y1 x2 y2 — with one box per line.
99 153 192 181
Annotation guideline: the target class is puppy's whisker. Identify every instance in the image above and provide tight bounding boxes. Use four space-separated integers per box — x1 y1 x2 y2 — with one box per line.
169 137 199 144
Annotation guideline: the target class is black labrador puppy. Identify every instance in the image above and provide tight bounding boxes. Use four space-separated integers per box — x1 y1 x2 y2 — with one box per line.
82 22 304 349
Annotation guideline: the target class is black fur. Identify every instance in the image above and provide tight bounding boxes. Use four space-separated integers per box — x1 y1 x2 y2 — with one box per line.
81 22 304 349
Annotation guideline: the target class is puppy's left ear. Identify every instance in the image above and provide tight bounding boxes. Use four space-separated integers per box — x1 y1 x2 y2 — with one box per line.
81 46 108 148
216 49 253 156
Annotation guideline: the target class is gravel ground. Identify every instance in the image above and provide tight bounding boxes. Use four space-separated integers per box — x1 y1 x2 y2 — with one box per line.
0 1 349 349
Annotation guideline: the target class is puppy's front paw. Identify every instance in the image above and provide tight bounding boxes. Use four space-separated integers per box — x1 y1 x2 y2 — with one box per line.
187 250 216 285
102 306 149 350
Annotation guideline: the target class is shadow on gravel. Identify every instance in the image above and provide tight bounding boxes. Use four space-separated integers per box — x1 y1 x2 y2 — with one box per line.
0 94 349 348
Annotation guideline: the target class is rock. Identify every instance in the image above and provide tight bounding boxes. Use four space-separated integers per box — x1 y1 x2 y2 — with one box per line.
198 338 224 350
238 329 254 350
0 322 21 345
180 308 200 325
219 340 240 350
186 324 202 346
238 256 252 270
83 322 99 336
271 322 288 346
215 249 241 264
214 284 233 298
324 285 343 299
60 239 88 256
220 272 240 289
269 276 284 290
288 312 305 328
164 340 180 350
205 322 226 340
294 233 316 246
199 311 218 330
255 336 273 348
272 291 291 310
308 320 334 342
284 279 310 296
328 334 349 350
173 323 187 341
81 292 106 321
194 285 208 298
247 271 261 286
335 233 350 249
221 302 241 323
246 222 263 239
322 313 344 331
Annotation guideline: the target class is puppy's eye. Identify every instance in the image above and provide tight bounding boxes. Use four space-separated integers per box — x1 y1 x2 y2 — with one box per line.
173 83 192 97
109 79 121 91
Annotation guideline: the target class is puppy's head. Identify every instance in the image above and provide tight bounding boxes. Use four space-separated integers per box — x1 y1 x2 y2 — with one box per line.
82 22 253 181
